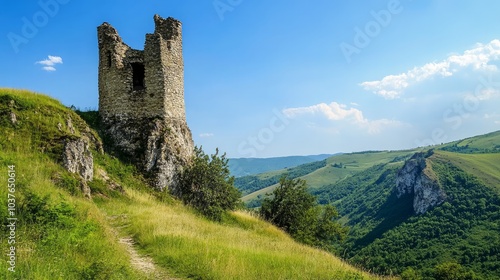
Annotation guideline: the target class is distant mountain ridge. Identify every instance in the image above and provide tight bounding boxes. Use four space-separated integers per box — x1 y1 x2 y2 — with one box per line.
228 154 335 177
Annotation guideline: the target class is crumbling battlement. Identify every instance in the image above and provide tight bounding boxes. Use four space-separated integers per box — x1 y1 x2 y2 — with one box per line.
98 15 185 121
97 15 194 191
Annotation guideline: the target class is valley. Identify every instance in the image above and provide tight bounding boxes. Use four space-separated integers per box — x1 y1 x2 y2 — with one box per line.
235 132 500 279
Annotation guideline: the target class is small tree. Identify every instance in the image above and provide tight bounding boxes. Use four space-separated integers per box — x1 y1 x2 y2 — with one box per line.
260 176 347 247
433 262 478 280
177 146 241 221
401 267 422 280
260 177 315 232
314 204 347 247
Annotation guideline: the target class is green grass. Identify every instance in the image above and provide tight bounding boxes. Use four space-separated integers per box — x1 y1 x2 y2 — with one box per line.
434 151 500 193
0 148 144 279
0 88 387 279
98 188 385 280
438 130 500 153
303 151 415 189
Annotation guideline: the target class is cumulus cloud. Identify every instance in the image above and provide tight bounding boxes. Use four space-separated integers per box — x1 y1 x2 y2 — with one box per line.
199 133 214 138
36 55 63 71
361 39 500 99
283 102 403 134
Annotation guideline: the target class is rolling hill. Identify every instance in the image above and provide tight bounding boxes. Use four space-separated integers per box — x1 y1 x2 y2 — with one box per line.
238 150 416 207
238 131 500 279
229 154 334 177
0 88 384 279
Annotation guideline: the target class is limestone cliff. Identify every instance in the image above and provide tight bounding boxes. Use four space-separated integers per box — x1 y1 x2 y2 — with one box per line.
395 152 446 214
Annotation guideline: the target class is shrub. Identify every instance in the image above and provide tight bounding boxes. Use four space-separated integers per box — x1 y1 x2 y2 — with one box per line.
260 176 347 247
177 146 241 221
401 267 422 280
433 262 479 280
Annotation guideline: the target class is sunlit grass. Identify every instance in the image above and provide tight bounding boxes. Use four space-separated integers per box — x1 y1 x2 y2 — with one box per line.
434 151 500 193
100 187 389 279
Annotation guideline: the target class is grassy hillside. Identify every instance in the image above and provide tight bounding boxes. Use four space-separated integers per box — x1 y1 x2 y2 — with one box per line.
240 150 414 207
0 89 384 279
229 154 333 177
236 159 328 197
434 151 500 193
439 130 500 154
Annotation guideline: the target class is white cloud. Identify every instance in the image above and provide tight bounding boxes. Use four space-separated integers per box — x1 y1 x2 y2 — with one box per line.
36 55 63 71
42 66 56 72
361 39 500 99
475 88 500 101
283 102 403 134
199 133 214 138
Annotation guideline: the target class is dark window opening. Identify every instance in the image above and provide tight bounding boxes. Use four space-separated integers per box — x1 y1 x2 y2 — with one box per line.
106 51 112 68
131 63 145 90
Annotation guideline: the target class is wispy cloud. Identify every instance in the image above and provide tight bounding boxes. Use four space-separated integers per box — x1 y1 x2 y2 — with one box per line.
474 88 500 101
199 133 214 138
42 66 57 72
361 39 500 99
36 55 63 71
283 102 403 134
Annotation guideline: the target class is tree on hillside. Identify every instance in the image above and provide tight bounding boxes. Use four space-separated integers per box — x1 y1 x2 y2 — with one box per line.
260 176 347 248
433 262 479 280
177 146 241 221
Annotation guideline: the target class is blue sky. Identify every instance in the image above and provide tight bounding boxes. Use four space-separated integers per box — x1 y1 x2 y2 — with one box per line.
2 1 500 158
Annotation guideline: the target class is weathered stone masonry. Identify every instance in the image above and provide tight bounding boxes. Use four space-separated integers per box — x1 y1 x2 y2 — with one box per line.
98 15 194 190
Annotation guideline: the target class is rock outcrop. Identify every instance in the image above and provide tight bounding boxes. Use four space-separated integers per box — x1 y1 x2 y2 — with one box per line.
62 137 94 198
396 152 446 214
101 117 193 190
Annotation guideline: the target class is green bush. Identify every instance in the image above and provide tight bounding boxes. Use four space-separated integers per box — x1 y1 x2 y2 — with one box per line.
177 146 241 221
401 267 422 280
433 262 479 280
260 176 347 248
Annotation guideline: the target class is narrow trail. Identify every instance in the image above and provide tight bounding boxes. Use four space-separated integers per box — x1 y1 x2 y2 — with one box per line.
109 215 180 279
119 237 158 276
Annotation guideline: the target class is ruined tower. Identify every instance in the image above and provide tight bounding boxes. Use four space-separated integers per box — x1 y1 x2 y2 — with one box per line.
97 15 194 190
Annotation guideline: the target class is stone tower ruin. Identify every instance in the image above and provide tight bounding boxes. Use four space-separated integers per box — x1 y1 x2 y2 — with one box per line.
97 15 194 190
